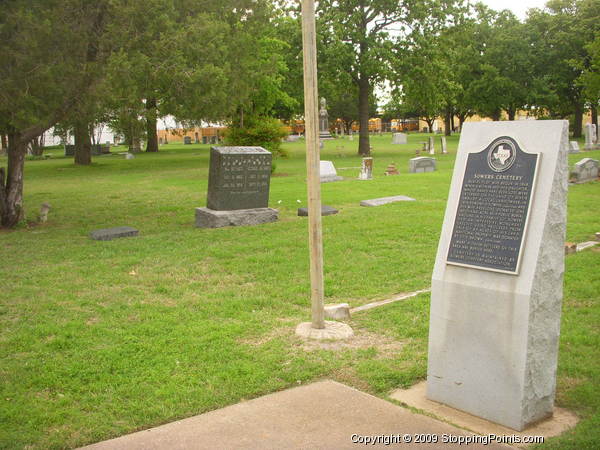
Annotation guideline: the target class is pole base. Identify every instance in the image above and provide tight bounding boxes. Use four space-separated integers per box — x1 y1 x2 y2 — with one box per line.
295 321 353 340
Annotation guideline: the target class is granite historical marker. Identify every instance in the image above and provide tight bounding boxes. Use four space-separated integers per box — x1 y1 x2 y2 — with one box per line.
196 146 278 228
427 121 568 431
446 136 539 274
206 146 272 211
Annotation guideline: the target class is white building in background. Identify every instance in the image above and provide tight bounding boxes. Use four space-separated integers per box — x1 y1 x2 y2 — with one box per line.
42 126 119 146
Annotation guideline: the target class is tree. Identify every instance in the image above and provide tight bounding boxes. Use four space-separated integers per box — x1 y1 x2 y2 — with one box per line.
526 0 600 136
317 0 461 155
0 0 114 227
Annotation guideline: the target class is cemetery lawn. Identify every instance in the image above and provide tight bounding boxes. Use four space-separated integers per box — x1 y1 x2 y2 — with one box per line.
1 135 599 449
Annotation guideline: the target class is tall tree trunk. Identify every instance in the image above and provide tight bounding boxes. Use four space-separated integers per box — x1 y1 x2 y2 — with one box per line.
145 97 159 152
592 104 598 128
458 113 467 131
0 131 26 227
444 108 452 136
573 103 583 138
491 109 501 121
357 76 370 156
507 107 516 121
1 134 7 152
74 121 92 165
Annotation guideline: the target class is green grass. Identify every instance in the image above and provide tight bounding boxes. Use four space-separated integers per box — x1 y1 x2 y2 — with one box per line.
1 134 599 449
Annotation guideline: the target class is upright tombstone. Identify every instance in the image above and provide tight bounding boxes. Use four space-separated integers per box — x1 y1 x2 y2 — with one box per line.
184 136 192 145
318 97 333 139
571 157 599 183
569 141 580 153
441 136 448 154
409 156 436 173
320 160 343 182
427 120 569 431
584 123 595 150
195 146 278 228
358 157 373 180
428 137 435 155
392 133 407 145
64 144 75 156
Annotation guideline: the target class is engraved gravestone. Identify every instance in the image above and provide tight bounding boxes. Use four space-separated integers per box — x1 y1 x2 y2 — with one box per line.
441 136 448 154
64 144 75 156
584 123 595 150
427 120 569 431
571 157 598 183
320 160 343 183
184 136 192 145
569 141 580 153
409 156 436 173
358 157 373 180
428 137 435 155
196 147 278 228
392 133 407 145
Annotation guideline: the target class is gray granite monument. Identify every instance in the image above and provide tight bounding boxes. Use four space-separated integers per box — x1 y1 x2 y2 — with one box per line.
409 156 436 173
571 157 598 183
427 120 569 431
195 146 278 228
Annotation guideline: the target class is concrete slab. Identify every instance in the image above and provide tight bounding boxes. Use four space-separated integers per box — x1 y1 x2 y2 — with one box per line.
297 205 339 216
390 382 577 443
81 381 514 450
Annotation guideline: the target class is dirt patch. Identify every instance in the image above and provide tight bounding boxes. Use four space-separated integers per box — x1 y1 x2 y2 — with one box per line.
241 324 404 359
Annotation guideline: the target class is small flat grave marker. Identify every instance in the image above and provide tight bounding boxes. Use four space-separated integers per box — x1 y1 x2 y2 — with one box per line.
90 226 139 241
360 195 415 207
297 205 339 216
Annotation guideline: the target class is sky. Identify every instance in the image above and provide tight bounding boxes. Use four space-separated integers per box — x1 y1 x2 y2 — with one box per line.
478 0 548 20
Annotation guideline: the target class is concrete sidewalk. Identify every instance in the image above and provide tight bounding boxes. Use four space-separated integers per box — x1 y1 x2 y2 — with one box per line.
81 380 514 450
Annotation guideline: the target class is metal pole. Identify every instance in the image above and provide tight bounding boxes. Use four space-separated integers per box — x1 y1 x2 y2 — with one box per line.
301 0 325 329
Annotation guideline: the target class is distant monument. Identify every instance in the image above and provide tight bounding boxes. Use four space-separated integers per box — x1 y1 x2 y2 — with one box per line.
319 98 333 140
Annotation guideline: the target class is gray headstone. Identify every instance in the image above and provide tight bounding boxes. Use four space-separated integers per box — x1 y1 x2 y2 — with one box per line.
584 123 596 150
358 157 373 180
428 137 435 155
64 144 75 156
360 195 415 207
207 146 272 211
90 226 139 241
319 97 333 139
320 160 343 183
184 136 192 145
441 136 448 154
569 141 580 153
427 120 569 431
297 205 339 216
392 133 407 145
202 136 208 144
409 156 436 173
571 157 599 183
125 153 135 160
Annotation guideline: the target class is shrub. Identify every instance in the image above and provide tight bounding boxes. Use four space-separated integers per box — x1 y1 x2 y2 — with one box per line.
224 116 289 158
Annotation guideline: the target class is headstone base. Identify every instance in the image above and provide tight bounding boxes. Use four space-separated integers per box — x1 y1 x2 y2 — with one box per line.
195 207 278 228
295 321 353 340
